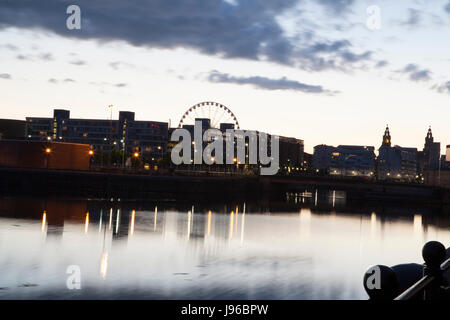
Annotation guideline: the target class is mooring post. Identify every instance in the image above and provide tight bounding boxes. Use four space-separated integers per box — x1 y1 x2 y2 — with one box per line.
422 241 447 300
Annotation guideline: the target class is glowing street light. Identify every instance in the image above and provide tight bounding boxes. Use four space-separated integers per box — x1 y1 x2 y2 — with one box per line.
45 148 51 154
133 152 139 158
89 150 94 156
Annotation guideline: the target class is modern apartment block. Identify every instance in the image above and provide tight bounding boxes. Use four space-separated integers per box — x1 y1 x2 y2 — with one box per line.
26 109 168 162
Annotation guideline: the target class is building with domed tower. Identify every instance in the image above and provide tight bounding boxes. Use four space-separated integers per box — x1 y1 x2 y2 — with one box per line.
417 127 441 173
376 125 418 182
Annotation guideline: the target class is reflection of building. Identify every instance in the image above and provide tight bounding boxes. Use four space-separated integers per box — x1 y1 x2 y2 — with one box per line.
26 109 168 162
418 127 441 172
424 169 450 188
312 144 375 177
376 126 417 182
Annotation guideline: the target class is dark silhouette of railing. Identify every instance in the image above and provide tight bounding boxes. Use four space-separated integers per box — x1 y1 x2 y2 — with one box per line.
364 241 450 300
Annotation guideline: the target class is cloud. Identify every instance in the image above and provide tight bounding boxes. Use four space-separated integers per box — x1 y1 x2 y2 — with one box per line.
109 61 135 70
69 59 86 65
0 73 11 79
397 64 432 82
0 43 18 51
400 8 422 27
206 70 337 94
14 52 54 61
89 81 128 88
48 78 75 84
0 0 370 72
375 60 388 68
296 39 373 71
445 2 450 14
39 53 54 61
432 81 450 94
317 0 354 15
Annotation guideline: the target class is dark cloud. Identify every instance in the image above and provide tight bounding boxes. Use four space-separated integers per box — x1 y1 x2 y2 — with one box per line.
64 78 75 82
207 70 337 94
397 64 432 82
0 73 12 79
16 54 28 60
445 2 450 14
317 0 354 15
48 78 58 83
297 39 372 71
0 0 370 72
115 83 127 87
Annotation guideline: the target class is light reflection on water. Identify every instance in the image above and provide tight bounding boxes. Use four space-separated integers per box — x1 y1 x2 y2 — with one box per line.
0 192 449 300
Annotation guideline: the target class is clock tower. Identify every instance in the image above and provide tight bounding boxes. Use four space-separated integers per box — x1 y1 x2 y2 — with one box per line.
382 125 391 147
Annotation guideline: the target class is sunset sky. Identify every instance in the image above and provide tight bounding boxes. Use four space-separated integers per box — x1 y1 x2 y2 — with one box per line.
1 0 450 153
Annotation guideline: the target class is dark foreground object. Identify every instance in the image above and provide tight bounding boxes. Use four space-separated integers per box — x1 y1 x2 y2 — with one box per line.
364 241 450 300
1 167 450 204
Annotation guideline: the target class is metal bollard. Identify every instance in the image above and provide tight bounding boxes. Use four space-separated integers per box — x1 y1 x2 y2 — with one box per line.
422 241 447 300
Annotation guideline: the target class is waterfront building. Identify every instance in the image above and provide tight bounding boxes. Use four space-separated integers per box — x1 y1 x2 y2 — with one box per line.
376 126 418 181
312 144 375 177
417 127 441 172
312 145 335 170
279 136 304 169
0 119 26 139
26 109 168 163
0 140 90 170
171 119 304 172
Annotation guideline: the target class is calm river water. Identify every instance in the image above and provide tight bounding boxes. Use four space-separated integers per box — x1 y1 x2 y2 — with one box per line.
0 191 449 299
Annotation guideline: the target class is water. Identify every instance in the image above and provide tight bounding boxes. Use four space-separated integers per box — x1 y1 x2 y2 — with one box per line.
0 192 449 300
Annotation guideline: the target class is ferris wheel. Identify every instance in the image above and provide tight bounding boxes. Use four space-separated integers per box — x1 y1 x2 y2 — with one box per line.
178 101 240 129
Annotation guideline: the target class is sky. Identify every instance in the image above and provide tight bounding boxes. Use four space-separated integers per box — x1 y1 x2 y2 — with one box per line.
1 0 450 153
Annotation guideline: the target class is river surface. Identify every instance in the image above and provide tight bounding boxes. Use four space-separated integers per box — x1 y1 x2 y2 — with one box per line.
0 191 449 299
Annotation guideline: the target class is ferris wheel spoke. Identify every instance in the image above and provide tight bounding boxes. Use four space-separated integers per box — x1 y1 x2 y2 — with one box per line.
177 102 239 130
211 106 219 128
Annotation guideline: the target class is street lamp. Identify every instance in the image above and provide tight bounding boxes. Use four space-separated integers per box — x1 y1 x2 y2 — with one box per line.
44 147 51 169
133 152 139 158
